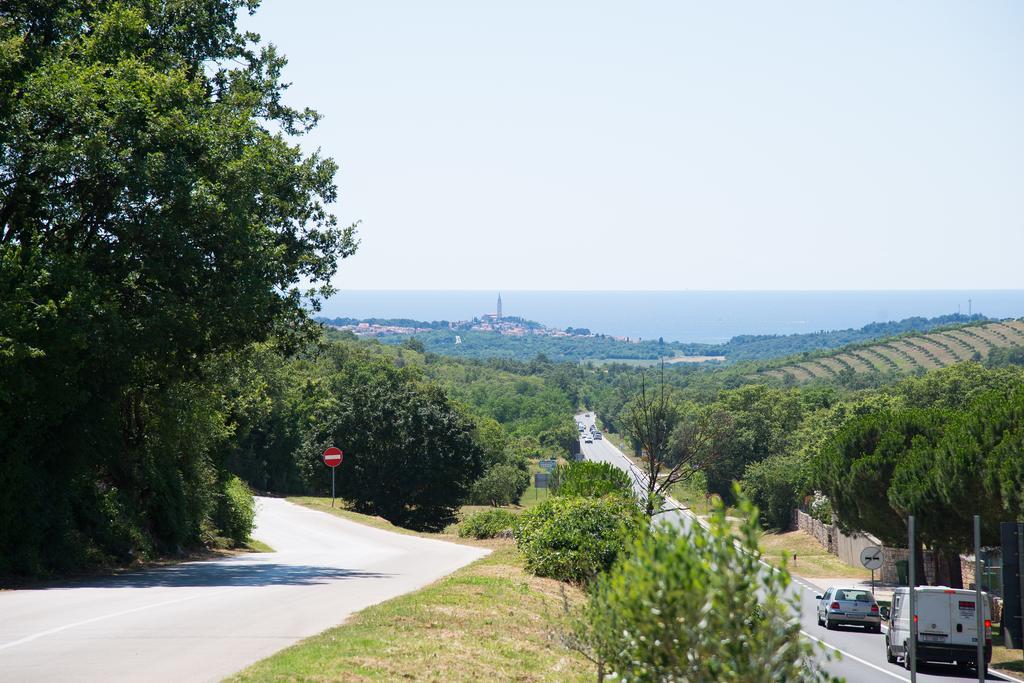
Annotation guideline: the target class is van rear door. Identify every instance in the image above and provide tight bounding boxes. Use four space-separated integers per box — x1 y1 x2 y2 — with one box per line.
949 591 989 648
917 592 952 645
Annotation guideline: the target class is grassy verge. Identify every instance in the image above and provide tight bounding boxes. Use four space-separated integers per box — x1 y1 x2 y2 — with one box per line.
518 460 553 509
287 496 502 548
228 543 594 682
757 529 871 579
991 622 1024 676
244 539 275 553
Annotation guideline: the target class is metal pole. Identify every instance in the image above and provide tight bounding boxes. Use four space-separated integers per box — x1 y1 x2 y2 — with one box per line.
1018 523 1024 659
975 514 983 683
331 467 335 508
909 515 917 682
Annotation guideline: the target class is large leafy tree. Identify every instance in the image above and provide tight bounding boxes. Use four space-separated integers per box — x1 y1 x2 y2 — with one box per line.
0 1 355 573
303 349 484 530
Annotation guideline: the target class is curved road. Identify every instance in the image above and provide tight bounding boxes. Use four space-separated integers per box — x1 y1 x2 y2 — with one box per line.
577 412 1016 683
0 497 488 682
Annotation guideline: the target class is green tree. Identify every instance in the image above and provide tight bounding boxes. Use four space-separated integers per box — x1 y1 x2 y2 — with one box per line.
468 463 529 507
0 0 356 573
307 356 484 530
704 385 802 502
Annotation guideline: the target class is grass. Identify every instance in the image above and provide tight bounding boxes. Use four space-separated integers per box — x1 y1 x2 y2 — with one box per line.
990 622 1024 676
757 529 871 579
244 539 275 553
288 496 500 546
228 543 594 683
518 460 555 509
287 496 439 538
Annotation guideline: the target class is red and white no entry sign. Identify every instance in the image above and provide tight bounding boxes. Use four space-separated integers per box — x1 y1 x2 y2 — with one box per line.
322 446 343 468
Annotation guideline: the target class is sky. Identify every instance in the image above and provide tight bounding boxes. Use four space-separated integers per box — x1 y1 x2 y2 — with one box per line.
241 1 1023 291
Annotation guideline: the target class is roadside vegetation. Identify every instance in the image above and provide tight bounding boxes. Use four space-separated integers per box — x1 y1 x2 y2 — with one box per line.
229 544 595 683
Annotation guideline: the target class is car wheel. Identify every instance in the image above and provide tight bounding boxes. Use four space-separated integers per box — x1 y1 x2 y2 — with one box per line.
824 618 832 630
816 612 823 627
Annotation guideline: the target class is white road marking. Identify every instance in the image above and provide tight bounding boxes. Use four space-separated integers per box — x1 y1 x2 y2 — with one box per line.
801 630 909 681
580 414 1020 683
0 587 241 651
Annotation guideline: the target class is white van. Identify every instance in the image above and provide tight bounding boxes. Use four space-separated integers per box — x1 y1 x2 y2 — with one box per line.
885 586 992 674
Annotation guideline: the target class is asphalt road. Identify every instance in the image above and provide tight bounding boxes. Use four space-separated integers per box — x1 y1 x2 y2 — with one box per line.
576 412 1016 683
0 497 489 682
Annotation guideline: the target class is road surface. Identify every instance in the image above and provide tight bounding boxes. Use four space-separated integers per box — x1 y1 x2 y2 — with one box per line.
576 412 1015 683
0 497 489 682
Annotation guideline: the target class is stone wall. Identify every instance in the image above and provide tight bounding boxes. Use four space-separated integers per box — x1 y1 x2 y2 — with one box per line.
793 508 835 553
792 509 935 584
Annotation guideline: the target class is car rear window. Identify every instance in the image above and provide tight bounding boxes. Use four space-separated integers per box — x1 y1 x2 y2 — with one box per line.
835 590 871 602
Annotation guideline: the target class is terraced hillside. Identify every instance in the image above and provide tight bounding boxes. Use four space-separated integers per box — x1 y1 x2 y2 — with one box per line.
764 320 1024 383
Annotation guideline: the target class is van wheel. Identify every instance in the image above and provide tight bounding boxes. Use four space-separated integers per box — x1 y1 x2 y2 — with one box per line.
902 643 911 670
886 642 896 664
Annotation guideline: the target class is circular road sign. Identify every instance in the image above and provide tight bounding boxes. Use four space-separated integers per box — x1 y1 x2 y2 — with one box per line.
860 546 883 571
322 446 343 468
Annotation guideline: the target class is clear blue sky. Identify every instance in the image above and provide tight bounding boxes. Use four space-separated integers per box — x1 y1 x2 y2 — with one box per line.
242 1 1023 291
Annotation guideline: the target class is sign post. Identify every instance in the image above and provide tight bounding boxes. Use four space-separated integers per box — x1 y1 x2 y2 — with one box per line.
322 447 343 507
974 514 984 683
909 515 917 683
860 546 883 596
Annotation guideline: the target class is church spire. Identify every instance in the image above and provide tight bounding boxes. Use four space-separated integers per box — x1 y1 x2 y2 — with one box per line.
497 293 502 320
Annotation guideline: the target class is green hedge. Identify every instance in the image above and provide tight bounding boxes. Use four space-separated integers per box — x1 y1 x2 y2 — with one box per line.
550 460 634 499
458 508 520 539
515 496 641 583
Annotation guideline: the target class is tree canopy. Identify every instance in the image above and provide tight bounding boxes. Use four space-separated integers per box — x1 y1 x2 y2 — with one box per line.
0 0 355 574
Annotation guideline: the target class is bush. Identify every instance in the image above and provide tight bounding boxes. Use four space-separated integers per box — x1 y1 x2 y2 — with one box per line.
550 461 634 500
458 508 519 539
573 494 834 682
741 453 804 530
217 476 255 546
515 496 641 583
468 463 530 506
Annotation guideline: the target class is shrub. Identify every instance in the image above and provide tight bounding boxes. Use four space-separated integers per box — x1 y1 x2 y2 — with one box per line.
550 461 634 500
468 463 530 506
515 496 641 583
217 476 255 546
572 494 835 682
741 453 804 530
458 508 519 539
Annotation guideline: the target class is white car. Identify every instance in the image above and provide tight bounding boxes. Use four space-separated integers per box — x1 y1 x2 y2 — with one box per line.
584 436 593 444
815 586 881 632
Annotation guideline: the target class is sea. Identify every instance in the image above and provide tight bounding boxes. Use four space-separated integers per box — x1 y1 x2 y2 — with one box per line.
319 290 1024 345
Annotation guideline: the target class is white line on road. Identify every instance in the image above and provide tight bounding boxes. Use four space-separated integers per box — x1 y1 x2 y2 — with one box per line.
0 587 241 652
801 630 909 681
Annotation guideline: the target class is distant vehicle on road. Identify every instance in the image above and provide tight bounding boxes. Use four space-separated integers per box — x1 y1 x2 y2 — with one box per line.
815 586 881 632
885 586 991 674
584 436 593 444
594 433 603 440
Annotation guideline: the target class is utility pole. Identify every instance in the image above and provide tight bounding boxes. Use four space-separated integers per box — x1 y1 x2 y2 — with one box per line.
909 515 917 682
975 514 984 683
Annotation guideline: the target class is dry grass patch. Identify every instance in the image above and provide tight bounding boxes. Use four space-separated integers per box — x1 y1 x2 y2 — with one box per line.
758 529 871 580
286 497 493 548
228 544 594 683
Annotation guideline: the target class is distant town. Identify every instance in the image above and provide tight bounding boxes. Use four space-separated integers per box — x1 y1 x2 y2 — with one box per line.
321 294 639 343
